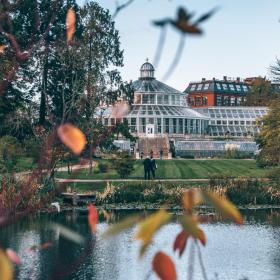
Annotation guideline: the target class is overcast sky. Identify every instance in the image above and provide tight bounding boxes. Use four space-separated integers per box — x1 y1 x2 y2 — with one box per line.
84 0 280 91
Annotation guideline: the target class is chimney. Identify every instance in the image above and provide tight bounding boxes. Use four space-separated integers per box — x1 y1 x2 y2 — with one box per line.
223 76 227 81
236 77 240 82
212 77 216 81
202 78 206 82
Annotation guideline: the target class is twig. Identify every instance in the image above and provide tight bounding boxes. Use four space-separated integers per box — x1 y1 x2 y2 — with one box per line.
153 25 167 69
195 240 208 280
113 0 135 19
187 239 195 280
162 34 186 82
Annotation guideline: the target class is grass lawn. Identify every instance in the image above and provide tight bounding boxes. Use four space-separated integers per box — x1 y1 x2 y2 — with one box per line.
56 159 272 180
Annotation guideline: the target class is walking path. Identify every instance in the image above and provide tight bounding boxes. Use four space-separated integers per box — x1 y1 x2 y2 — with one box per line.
55 178 210 183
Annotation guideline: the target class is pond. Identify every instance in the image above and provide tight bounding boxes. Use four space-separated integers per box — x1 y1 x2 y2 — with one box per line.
1 209 280 280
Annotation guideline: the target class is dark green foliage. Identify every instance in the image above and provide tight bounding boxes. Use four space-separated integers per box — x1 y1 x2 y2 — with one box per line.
114 153 135 178
98 162 110 173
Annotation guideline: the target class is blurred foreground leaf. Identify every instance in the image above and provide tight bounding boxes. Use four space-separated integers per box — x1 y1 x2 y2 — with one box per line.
103 215 140 237
202 191 243 225
88 204 99 233
50 223 85 244
135 209 171 257
179 216 206 246
6 249 21 264
173 230 189 257
66 8 76 42
152 251 177 280
0 250 13 280
57 123 87 155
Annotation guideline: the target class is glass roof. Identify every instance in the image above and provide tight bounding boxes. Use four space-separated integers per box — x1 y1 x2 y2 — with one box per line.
195 107 268 119
127 105 209 119
175 141 258 152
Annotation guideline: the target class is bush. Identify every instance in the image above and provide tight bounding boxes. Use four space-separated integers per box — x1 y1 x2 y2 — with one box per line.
114 153 135 178
98 162 110 173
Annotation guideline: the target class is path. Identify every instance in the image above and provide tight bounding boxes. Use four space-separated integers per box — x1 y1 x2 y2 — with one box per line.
55 178 210 183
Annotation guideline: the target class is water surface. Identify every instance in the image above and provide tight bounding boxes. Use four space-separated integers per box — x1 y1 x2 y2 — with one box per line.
1 209 280 280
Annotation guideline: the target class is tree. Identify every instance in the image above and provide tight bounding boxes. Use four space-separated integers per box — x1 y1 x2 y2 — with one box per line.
256 99 280 166
114 152 135 178
245 78 278 106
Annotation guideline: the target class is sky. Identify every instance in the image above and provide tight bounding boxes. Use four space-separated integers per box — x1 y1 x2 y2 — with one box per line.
83 0 280 91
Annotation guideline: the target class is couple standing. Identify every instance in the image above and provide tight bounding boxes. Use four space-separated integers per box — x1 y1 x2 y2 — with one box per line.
143 155 157 180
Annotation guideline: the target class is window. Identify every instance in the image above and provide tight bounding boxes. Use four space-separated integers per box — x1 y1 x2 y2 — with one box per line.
164 118 169 133
240 121 245 125
229 120 233 125
190 84 196 91
189 97 195 106
230 97 236 106
164 95 169 105
217 95 222 106
223 96 230 106
134 94 141 104
222 120 227 125
131 118 136 132
236 85 241 91
157 95 163 104
176 95 180 105
149 95 155 104
196 96 202 106
242 85 248 92
229 84 235 91
111 118 115 125
234 121 239 125
171 95 176 105
222 84 228 90
197 84 203 90
204 83 210 90
142 95 148 104
104 118 109 125
237 97 242 105
173 119 177 134
203 96 208 106
217 120 221 125
179 119 183 134
216 83 222 90
157 118 162 133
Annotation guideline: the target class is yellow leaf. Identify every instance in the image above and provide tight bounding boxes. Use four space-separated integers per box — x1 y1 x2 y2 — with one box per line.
135 209 171 256
179 216 206 246
202 191 243 225
103 215 140 238
57 123 87 155
0 250 13 280
66 8 76 42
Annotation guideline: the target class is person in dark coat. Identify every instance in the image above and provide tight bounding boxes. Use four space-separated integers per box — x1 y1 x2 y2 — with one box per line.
160 149 163 160
150 156 157 179
140 151 144 160
143 156 151 180
150 149 154 158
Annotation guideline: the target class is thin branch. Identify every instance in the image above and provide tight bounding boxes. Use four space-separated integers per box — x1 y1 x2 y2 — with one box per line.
195 240 208 280
153 25 167 69
113 0 135 19
162 34 186 82
187 239 195 280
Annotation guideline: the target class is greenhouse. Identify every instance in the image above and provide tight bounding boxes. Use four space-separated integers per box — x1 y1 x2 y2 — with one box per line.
175 140 258 158
102 61 209 138
194 107 268 138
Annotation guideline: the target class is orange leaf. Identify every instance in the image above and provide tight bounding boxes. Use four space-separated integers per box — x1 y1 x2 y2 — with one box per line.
88 204 98 233
202 191 243 225
179 216 206 246
6 249 21 264
66 8 76 42
57 123 86 155
182 189 202 213
173 230 189 257
0 45 8 54
152 251 177 280
0 250 13 280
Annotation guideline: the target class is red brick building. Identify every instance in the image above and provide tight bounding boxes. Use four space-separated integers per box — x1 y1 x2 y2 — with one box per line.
185 77 250 108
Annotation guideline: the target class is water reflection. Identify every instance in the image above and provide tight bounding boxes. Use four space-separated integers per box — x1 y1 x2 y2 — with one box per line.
0 209 280 280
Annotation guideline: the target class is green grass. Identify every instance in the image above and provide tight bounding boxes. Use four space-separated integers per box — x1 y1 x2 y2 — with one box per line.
56 159 272 180
15 157 36 172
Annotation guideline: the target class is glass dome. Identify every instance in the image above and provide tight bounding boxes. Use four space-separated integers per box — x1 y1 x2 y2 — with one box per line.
140 60 155 79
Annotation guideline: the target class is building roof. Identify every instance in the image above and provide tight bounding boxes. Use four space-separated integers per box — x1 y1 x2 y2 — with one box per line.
185 78 250 95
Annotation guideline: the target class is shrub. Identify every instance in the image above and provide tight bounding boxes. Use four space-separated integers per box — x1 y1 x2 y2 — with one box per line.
114 153 134 178
98 162 110 173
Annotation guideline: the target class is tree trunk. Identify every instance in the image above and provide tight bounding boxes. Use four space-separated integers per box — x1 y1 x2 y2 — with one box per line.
39 54 48 125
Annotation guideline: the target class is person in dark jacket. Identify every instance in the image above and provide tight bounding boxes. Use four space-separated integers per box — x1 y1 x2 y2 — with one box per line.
143 156 151 180
150 156 157 179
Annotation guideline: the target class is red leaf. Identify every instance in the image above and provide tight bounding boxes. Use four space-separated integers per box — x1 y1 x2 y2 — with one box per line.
152 251 177 280
40 242 52 249
88 204 98 233
6 249 21 264
173 230 189 257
